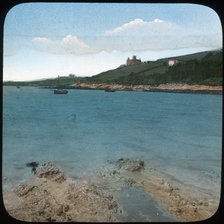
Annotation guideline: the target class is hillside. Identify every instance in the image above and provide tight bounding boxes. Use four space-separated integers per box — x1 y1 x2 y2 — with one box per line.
3 75 84 88
84 50 223 86
3 50 222 88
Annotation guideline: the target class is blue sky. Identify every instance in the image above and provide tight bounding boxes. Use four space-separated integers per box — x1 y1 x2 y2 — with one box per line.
3 3 222 81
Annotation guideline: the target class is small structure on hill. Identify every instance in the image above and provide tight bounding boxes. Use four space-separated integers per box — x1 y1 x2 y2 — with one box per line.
126 56 141 66
168 58 178 66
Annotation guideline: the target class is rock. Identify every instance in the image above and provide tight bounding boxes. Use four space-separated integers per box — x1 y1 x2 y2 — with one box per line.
160 179 165 185
118 158 124 162
26 162 39 168
26 162 39 174
16 184 35 197
36 162 65 183
125 178 136 186
63 205 69 212
116 158 144 171
38 210 45 216
56 205 63 216
32 167 37 174
46 217 56 222
108 201 118 210
176 208 182 214
106 194 113 201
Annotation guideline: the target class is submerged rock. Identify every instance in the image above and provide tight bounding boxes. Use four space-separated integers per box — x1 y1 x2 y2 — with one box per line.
26 162 39 168
125 177 136 186
26 162 39 174
116 158 144 172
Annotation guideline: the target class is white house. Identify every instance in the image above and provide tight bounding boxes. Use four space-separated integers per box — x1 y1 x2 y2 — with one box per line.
168 58 178 66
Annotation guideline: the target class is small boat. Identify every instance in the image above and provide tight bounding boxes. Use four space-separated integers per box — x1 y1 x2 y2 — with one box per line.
53 75 68 94
17 86 20 88
105 88 115 92
54 89 68 94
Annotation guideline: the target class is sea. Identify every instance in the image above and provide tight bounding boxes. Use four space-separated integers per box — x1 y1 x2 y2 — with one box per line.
2 86 222 221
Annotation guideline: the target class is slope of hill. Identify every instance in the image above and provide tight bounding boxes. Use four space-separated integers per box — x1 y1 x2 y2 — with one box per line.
84 50 222 86
3 50 222 88
3 75 84 87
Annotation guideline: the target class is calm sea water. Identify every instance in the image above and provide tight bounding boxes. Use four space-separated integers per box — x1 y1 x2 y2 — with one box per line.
2 86 222 220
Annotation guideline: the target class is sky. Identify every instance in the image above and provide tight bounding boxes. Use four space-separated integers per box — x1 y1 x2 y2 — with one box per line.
3 3 222 81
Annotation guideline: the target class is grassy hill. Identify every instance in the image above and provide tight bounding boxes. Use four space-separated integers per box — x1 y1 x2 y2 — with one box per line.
84 60 168 83
3 75 84 88
85 49 223 86
3 49 222 87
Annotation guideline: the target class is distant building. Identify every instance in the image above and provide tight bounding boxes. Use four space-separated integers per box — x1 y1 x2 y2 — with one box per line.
68 74 76 78
168 58 178 66
118 64 126 68
126 56 141 66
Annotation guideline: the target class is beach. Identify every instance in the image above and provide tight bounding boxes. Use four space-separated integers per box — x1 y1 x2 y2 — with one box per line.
3 159 219 222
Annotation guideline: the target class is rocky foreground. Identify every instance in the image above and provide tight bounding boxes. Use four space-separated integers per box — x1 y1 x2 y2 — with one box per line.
3 162 119 222
3 159 219 222
72 83 222 94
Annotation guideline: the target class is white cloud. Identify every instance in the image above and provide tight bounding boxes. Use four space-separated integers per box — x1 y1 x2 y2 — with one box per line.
31 19 222 56
32 35 91 55
105 18 169 36
104 18 222 51
62 35 89 51
105 18 145 35
33 37 50 43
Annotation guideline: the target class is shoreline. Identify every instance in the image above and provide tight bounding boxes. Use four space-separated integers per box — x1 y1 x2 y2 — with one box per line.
3 159 219 222
93 158 219 222
4 83 222 94
72 83 222 94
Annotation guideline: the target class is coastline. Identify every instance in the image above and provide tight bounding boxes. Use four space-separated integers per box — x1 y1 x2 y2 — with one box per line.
72 83 222 94
3 160 219 222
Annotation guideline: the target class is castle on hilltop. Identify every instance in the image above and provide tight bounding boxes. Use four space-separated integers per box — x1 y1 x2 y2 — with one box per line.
126 56 141 66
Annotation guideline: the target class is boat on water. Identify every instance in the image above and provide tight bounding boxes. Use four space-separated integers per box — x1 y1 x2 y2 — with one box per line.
104 88 116 92
53 75 68 94
54 89 68 94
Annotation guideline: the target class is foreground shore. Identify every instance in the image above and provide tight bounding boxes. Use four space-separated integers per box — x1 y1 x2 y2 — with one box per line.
3 162 120 222
94 158 219 221
72 83 222 94
3 159 219 222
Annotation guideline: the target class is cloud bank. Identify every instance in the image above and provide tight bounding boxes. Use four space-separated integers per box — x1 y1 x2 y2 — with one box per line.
104 18 221 50
32 35 91 55
105 18 167 36
31 18 222 56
